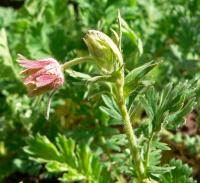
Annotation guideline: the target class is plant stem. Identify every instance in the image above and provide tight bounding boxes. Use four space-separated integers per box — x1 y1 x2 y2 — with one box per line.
115 71 145 182
144 131 154 174
62 56 93 71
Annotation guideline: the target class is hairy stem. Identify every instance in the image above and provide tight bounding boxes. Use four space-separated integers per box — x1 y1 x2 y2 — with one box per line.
144 131 154 174
62 56 93 71
115 71 145 182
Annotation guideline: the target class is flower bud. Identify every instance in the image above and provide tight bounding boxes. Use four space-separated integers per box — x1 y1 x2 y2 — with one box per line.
18 55 64 96
83 30 123 73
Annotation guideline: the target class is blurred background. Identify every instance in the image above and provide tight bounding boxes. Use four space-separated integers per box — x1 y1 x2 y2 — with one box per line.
0 0 200 182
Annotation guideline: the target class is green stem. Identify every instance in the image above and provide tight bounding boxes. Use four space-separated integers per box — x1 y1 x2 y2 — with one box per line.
117 10 122 52
115 71 145 182
62 56 93 71
144 131 154 174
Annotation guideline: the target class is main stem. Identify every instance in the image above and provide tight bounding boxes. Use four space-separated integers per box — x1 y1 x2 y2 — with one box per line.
116 71 145 182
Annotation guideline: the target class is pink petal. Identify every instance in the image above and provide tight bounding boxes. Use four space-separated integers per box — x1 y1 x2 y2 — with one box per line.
23 68 47 84
19 60 53 69
35 74 57 87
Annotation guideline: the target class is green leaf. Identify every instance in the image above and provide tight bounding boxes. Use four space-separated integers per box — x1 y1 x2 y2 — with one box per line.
124 61 158 97
161 159 197 183
0 7 16 27
121 16 143 55
55 135 77 168
140 81 196 132
166 97 196 129
151 141 171 151
106 134 128 151
0 28 19 80
60 172 85 182
24 135 61 162
24 134 112 183
149 150 162 166
100 106 122 121
148 166 175 175
102 94 119 112
46 161 71 172
139 87 157 120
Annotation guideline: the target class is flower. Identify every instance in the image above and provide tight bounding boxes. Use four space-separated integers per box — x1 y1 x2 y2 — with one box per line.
83 30 123 73
18 55 64 96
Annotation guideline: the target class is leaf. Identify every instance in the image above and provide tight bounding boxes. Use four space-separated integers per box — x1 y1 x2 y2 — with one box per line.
166 97 196 129
149 150 162 166
106 134 128 151
148 166 175 175
120 16 143 55
0 28 19 80
160 159 197 183
140 81 197 132
99 95 122 122
24 134 112 183
24 135 61 162
46 161 71 172
0 7 16 27
102 94 120 113
55 135 77 168
139 87 157 120
151 141 171 151
99 106 122 121
59 172 85 182
124 61 158 97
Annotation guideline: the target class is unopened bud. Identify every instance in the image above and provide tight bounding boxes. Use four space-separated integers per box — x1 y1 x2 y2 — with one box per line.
83 30 123 73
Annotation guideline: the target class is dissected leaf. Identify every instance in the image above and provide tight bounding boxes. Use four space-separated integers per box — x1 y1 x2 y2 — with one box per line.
160 159 197 183
24 134 112 183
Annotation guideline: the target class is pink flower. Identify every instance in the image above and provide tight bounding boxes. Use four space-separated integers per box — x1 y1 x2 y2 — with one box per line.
18 55 64 96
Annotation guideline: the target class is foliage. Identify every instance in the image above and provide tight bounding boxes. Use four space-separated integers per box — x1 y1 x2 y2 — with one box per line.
24 134 111 182
161 159 197 183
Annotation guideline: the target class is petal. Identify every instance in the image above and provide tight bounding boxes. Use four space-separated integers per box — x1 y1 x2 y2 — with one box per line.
35 74 57 87
23 68 46 84
19 60 53 69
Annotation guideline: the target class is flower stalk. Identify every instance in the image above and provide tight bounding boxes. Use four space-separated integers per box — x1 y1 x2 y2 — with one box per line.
115 69 145 182
113 12 145 181
61 56 93 71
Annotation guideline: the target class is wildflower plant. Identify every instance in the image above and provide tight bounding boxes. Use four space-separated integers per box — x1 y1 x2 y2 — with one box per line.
16 11 199 183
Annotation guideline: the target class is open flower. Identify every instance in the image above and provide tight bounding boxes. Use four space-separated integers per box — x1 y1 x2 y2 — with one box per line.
18 55 64 96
